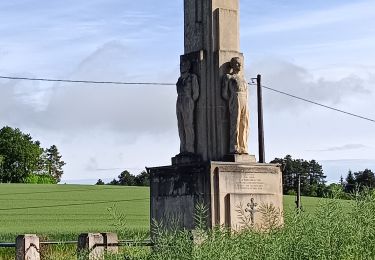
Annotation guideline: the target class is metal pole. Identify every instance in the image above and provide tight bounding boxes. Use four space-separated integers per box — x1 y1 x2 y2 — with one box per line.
296 174 301 211
257 74 265 163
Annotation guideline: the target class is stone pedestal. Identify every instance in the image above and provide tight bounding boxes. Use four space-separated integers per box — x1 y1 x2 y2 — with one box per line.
149 160 283 231
172 153 202 165
149 163 211 230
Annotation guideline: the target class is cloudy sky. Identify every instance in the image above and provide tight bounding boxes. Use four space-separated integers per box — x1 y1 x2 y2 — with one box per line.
0 0 374 183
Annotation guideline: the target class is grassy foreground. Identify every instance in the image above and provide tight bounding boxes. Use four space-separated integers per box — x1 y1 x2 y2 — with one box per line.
1 184 367 260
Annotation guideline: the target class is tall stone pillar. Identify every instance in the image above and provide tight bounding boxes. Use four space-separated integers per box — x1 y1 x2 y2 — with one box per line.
182 0 243 161
148 0 283 232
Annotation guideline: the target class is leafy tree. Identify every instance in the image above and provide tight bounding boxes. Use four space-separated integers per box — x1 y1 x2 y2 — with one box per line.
0 126 65 183
271 155 326 197
109 178 119 185
96 179 105 185
339 175 344 187
354 169 375 190
44 145 66 183
118 170 135 186
134 171 150 186
105 170 150 186
0 126 43 183
271 155 295 195
345 170 356 193
0 155 4 173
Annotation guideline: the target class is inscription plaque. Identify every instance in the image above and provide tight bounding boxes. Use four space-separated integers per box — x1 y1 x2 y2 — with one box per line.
235 174 265 191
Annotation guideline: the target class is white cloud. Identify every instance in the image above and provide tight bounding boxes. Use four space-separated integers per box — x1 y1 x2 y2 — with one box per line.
244 0 375 35
248 59 371 112
310 144 369 152
0 42 178 136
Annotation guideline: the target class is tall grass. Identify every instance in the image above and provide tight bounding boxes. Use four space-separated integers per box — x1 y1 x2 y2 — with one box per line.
1 191 374 259
147 190 375 260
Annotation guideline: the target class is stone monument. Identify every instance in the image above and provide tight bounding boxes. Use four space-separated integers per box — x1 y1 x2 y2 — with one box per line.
147 0 283 231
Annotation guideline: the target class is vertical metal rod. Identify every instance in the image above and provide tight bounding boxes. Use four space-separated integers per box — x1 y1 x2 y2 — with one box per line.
296 174 301 211
257 74 265 163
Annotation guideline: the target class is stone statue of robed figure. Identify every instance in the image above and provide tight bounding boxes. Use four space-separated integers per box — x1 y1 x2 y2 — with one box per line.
222 57 249 154
176 59 200 154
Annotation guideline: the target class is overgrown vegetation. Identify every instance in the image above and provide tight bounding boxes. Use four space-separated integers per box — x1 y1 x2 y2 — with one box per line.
146 189 375 260
1 186 374 259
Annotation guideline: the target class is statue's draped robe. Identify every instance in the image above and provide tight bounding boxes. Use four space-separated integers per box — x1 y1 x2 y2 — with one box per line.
176 74 200 154
222 73 249 154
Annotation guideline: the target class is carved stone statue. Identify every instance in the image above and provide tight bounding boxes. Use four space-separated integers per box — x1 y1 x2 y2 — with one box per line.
222 57 249 154
176 59 200 154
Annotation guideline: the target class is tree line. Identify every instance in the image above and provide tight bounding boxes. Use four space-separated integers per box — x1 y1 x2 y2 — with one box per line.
96 170 149 186
97 155 374 198
342 169 375 193
271 155 327 197
0 126 65 184
272 155 375 198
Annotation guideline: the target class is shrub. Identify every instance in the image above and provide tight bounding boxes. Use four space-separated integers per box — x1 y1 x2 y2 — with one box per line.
25 174 57 184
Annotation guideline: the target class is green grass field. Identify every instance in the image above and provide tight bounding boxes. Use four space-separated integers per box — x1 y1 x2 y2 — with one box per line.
0 184 330 241
0 184 149 240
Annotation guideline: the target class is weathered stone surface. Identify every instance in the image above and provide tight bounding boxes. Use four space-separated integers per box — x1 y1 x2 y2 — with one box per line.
78 233 104 260
213 0 239 10
149 163 211 230
102 232 118 254
149 162 283 231
181 0 243 161
215 8 239 51
223 154 256 163
227 193 283 230
183 0 205 54
16 234 40 260
172 153 202 165
210 162 283 228
176 58 200 154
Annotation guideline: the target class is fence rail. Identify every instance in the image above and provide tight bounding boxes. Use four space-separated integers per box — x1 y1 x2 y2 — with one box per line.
0 242 16 248
0 233 153 259
0 239 153 248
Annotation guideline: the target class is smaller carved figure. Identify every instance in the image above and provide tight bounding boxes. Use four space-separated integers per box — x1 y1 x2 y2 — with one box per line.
176 59 200 154
222 57 249 154
245 198 258 226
